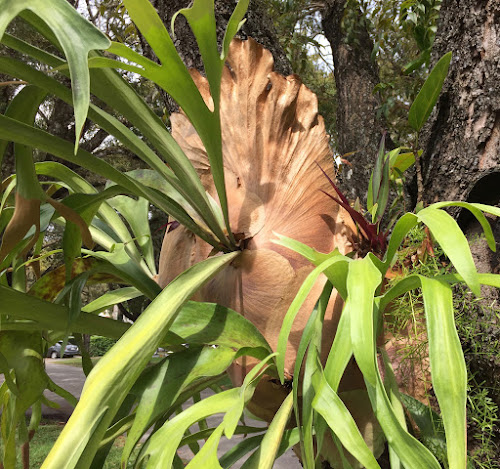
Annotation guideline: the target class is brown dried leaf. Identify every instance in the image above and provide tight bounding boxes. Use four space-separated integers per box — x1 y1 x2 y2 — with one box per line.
28 258 118 302
46 197 94 248
0 193 40 263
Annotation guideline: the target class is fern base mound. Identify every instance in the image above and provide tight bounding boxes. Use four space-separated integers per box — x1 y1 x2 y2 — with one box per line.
158 38 359 419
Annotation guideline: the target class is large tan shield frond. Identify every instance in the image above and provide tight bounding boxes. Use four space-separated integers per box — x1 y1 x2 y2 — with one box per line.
159 38 359 421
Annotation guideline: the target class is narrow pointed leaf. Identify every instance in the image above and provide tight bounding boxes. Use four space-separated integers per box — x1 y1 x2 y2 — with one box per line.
185 425 224 469
347 257 382 386
312 371 380 469
383 212 418 269
141 389 242 468
0 0 110 147
409 52 452 131
370 134 386 209
81 287 143 315
242 392 294 469
420 277 466 469
276 254 351 382
222 0 249 59
273 234 351 299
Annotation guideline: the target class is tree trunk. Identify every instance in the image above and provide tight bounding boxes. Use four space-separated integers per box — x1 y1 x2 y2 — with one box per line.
322 0 388 202
419 0 500 449
420 0 500 211
420 0 500 309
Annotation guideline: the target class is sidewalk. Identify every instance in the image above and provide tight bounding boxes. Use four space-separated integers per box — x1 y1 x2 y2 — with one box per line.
2 360 301 468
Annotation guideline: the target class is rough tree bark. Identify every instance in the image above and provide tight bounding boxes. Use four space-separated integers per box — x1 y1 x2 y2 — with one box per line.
420 0 500 210
322 0 389 202
420 1 500 303
419 0 500 433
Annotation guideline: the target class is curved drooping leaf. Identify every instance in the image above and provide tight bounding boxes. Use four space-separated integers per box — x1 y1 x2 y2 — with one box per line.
420 277 466 469
272 235 351 299
0 0 110 148
382 212 418 270
0 113 221 249
429 201 497 251
312 371 380 469
138 356 273 468
467 203 500 219
378 274 422 313
276 254 349 382
416 206 480 296
140 388 241 468
408 52 452 132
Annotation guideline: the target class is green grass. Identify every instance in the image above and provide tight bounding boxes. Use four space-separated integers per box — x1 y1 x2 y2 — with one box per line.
52 356 164 367
52 356 101 367
0 420 135 468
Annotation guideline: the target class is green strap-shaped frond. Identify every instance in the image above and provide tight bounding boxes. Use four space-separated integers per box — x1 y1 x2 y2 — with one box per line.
41 251 239 468
420 277 466 469
417 206 480 296
0 0 110 150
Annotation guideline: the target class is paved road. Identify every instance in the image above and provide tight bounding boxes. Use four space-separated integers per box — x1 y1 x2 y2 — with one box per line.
3 360 301 468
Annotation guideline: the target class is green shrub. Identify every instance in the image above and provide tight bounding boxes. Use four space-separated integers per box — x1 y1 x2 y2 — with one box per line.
89 336 117 357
